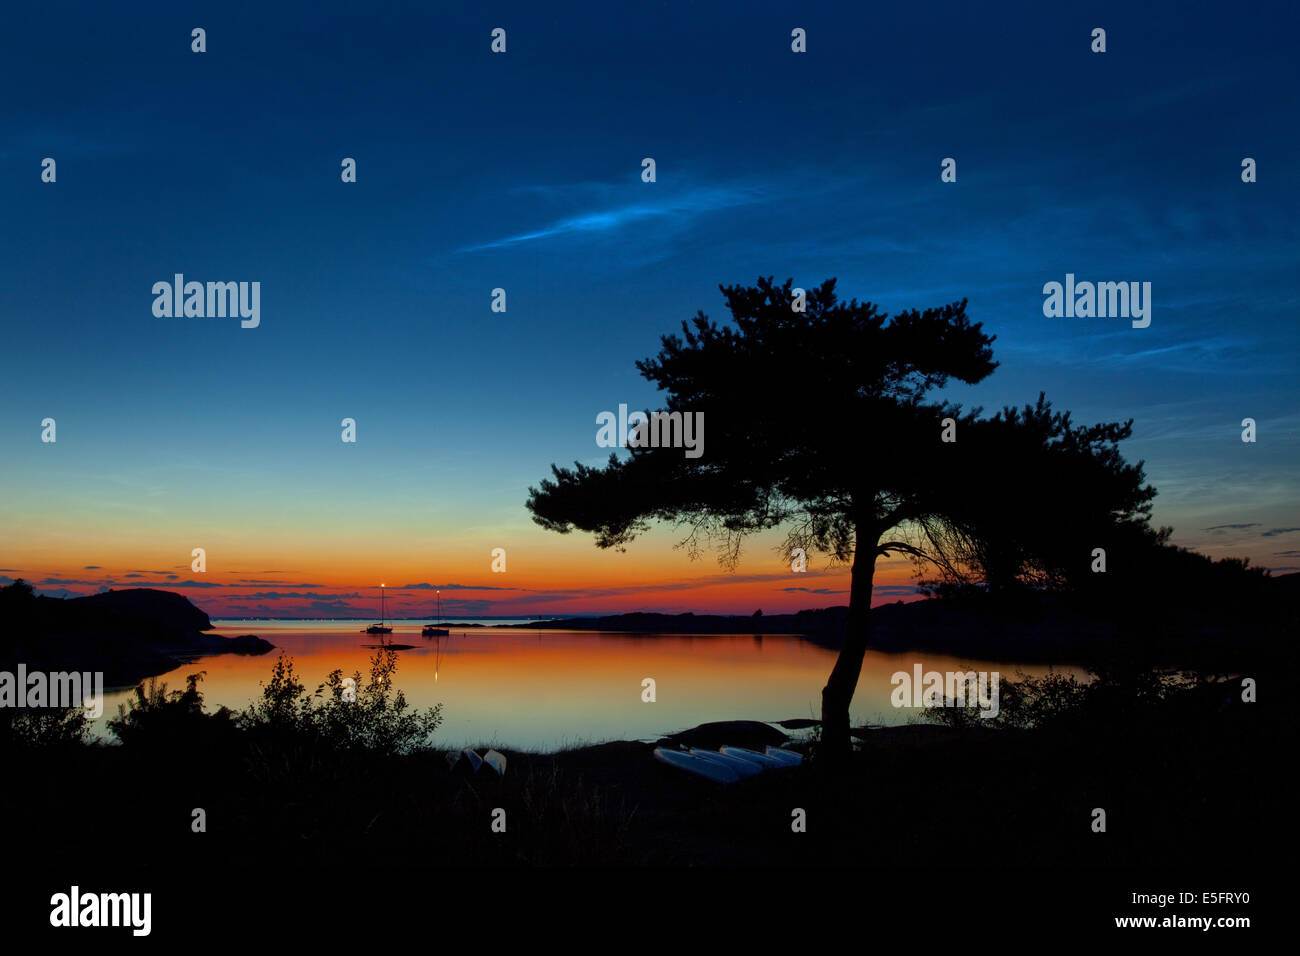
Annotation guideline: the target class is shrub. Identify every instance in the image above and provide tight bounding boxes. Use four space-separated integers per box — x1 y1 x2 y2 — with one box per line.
239 648 443 756
107 671 236 748
0 705 90 749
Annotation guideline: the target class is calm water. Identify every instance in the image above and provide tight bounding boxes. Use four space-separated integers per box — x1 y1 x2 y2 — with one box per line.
91 621 1076 750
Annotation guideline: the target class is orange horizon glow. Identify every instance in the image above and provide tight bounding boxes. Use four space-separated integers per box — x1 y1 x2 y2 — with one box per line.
4 528 924 618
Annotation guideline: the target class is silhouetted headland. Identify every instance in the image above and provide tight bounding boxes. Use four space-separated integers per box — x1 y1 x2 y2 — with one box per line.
0 582 272 689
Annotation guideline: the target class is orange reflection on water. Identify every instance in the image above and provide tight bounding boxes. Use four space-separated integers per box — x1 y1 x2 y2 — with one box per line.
93 624 1074 750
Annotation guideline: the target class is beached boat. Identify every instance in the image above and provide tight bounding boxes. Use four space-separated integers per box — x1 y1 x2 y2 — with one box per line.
447 748 483 774
719 745 788 769
445 747 506 777
688 747 763 778
481 749 507 776
653 747 740 783
764 745 803 766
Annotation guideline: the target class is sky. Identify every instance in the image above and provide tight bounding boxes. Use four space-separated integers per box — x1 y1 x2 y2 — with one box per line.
0 1 1296 618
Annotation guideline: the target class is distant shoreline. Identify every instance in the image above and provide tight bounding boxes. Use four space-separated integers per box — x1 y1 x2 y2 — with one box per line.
217 598 1277 670
6 577 1287 695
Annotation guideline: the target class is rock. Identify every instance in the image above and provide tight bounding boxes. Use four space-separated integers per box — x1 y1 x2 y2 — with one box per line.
200 633 274 655
661 720 788 749
776 718 820 729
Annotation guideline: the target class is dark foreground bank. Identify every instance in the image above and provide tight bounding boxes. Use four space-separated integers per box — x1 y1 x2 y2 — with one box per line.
1 671 1281 871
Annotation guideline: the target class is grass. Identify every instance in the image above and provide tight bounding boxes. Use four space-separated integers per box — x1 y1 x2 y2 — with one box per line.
1 652 1281 870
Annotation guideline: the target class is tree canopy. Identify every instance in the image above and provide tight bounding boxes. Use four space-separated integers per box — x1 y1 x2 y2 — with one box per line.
527 277 1158 755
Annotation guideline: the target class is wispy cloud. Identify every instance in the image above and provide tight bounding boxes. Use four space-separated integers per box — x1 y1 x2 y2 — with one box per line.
237 591 366 601
457 183 768 253
397 582 518 591
234 580 323 588
37 576 225 589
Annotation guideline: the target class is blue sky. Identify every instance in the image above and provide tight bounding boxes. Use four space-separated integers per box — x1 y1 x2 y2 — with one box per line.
0 0 1297 613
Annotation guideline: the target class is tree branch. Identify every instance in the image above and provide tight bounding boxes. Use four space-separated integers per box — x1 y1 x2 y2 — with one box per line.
875 540 940 565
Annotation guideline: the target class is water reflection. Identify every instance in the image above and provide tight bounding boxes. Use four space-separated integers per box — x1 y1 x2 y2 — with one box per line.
92 623 1079 750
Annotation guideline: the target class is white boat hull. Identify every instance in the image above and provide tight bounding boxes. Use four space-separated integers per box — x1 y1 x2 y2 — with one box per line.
653 747 739 783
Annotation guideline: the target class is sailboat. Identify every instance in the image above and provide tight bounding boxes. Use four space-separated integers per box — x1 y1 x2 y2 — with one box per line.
422 589 449 637
362 585 393 635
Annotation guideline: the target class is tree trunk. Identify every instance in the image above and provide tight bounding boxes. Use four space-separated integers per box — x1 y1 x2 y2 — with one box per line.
819 524 877 761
